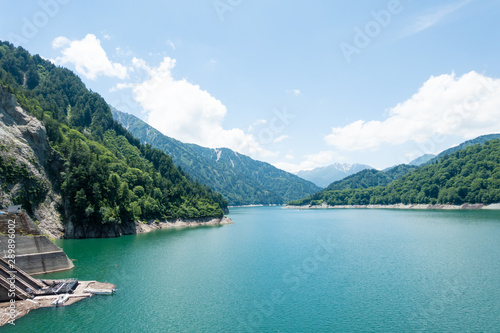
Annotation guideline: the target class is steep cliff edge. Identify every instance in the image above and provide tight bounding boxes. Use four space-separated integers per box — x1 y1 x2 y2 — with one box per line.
0 42 231 239
0 86 63 238
0 87 139 238
0 88 232 238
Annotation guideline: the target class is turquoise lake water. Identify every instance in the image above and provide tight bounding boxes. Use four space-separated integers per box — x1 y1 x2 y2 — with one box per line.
5 207 500 332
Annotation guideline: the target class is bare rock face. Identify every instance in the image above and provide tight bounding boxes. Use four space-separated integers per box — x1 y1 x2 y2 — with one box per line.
0 87 50 165
0 86 64 238
0 87 157 239
64 219 133 239
33 199 64 239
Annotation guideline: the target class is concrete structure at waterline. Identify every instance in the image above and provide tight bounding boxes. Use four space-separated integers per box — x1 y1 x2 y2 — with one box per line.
0 209 74 275
0 208 116 326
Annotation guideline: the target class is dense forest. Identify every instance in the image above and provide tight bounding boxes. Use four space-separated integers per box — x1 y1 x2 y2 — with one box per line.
0 41 227 228
289 139 500 206
323 164 417 192
113 108 321 205
422 134 500 166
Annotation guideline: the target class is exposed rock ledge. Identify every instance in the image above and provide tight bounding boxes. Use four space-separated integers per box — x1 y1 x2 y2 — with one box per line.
134 216 234 234
63 216 234 239
0 85 64 239
285 203 500 210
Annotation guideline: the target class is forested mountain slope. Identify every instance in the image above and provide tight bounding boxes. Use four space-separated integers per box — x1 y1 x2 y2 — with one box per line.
323 164 418 192
289 139 500 206
113 108 321 205
0 41 227 238
424 134 500 165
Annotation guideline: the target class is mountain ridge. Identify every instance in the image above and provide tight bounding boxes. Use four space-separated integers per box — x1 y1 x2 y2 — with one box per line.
323 164 418 192
296 162 373 188
289 138 500 207
424 134 500 166
409 154 436 166
112 108 321 205
0 40 228 238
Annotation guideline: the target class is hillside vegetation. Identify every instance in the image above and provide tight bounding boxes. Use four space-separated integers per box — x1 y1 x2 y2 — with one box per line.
289 140 500 206
323 164 418 192
113 109 321 205
423 134 500 165
0 41 227 236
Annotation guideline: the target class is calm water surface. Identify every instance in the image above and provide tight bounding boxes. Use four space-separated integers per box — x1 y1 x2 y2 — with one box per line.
6 207 500 332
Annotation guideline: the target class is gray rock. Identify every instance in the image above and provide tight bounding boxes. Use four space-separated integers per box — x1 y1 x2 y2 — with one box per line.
0 86 63 238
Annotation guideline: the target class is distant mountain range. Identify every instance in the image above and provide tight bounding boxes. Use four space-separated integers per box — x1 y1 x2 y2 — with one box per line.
290 135 500 207
112 109 321 206
296 163 373 188
409 154 436 166
320 134 500 193
323 164 418 192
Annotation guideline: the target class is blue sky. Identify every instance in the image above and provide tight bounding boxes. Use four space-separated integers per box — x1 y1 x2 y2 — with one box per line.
2 0 500 171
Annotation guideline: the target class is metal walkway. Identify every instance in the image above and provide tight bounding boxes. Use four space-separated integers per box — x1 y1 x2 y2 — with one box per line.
0 257 46 300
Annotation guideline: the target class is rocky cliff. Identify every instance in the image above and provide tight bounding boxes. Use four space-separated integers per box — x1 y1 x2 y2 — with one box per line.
0 87 231 239
0 86 64 239
0 87 138 239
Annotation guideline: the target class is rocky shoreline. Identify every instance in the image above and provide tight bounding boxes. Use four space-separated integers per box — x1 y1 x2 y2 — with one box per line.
63 216 234 239
285 203 500 210
134 216 234 234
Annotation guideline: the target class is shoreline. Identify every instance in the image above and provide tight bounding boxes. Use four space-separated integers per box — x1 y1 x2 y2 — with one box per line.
63 216 235 239
228 204 281 208
134 216 234 234
0 217 232 326
284 203 500 210
0 280 115 327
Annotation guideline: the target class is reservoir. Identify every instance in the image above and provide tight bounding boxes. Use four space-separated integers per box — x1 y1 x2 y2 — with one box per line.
7 207 500 332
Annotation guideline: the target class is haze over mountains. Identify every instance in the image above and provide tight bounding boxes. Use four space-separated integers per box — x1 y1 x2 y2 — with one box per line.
409 154 436 166
296 163 373 188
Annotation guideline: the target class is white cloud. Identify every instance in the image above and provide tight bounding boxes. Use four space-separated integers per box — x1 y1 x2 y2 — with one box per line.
274 150 345 173
52 34 128 80
167 40 176 50
287 89 301 96
403 0 472 37
247 119 267 132
116 46 134 57
325 71 500 152
109 82 135 93
273 135 289 143
130 57 275 158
